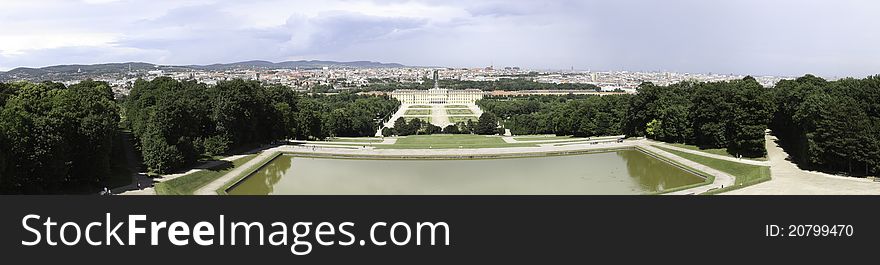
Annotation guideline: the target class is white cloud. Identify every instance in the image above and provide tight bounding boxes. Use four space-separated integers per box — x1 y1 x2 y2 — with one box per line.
0 33 117 56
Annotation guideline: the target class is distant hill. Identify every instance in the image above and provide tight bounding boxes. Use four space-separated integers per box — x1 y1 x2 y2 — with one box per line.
0 60 408 82
3 62 156 76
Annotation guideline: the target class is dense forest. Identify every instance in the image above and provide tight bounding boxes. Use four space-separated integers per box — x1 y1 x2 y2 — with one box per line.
0 78 398 193
479 74 880 176
478 94 630 137
123 77 399 173
2 74 879 193
0 80 120 193
770 75 880 176
625 77 774 158
479 77 774 157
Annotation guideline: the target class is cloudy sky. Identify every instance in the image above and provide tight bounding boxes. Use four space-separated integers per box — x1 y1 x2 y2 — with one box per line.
0 0 878 77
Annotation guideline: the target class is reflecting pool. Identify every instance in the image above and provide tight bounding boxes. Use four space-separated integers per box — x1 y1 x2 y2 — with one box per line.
227 149 704 195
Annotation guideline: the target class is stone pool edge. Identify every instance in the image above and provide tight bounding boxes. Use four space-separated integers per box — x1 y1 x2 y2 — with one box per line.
201 143 727 195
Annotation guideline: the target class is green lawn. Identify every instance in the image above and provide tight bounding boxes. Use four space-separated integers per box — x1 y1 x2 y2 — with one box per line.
404 117 431 123
654 146 770 193
668 143 767 161
154 154 258 195
513 135 574 141
512 135 622 142
376 134 537 149
448 116 477 123
328 137 384 143
409 105 433 108
404 109 431 115
445 105 470 108
446 109 474 115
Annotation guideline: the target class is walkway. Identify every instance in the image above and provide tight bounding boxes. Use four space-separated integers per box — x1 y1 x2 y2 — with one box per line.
502 135 625 145
111 133 154 195
384 104 410 128
725 133 880 195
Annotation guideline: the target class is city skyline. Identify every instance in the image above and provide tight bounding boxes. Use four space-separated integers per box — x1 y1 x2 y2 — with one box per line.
1 0 879 78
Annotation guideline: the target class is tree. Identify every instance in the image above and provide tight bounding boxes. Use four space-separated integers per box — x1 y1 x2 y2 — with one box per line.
409 118 424 135
0 81 119 193
770 74 880 175
425 123 442 135
0 78 400 193
465 120 477 134
326 108 352 137
442 124 459 134
727 78 773 157
393 117 409 136
476 113 499 135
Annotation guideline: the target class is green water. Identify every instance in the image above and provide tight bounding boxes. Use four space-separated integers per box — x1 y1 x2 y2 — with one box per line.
227 150 705 195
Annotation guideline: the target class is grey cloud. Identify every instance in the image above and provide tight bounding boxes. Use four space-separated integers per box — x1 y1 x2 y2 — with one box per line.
2 0 880 77
0 46 165 70
115 9 428 64
292 12 427 52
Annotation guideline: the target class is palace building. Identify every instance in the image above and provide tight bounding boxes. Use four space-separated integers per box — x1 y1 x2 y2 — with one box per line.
391 70 484 104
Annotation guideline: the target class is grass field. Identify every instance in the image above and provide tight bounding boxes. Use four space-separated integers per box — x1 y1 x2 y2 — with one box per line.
408 105 433 108
445 105 470 108
404 109 431 115
375 134 537 149
513 135 574 141
404 117 431 123
655 146 771 192
448 116 477 123
668 143 767 161
328 137 384 143
154 154 258 195
446 109 474 115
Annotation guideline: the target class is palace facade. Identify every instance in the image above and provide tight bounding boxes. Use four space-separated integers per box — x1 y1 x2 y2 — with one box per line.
390 70 484 104
391 88 483 104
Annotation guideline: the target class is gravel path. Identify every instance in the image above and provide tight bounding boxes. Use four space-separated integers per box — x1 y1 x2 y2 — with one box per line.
725 133 879 195
432 104 450 127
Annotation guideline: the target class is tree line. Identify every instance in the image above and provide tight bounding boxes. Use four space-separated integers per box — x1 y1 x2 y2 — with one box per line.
478 77 774 157
383 113 501 137
0 80 120 193
770 75 879 176
477 94 630 137
625 77 774 157
2 74 878 193
123 77 399 173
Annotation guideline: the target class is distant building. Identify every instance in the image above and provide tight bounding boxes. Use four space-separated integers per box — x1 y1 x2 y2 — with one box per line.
391 88 483 104
390 70 483 104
